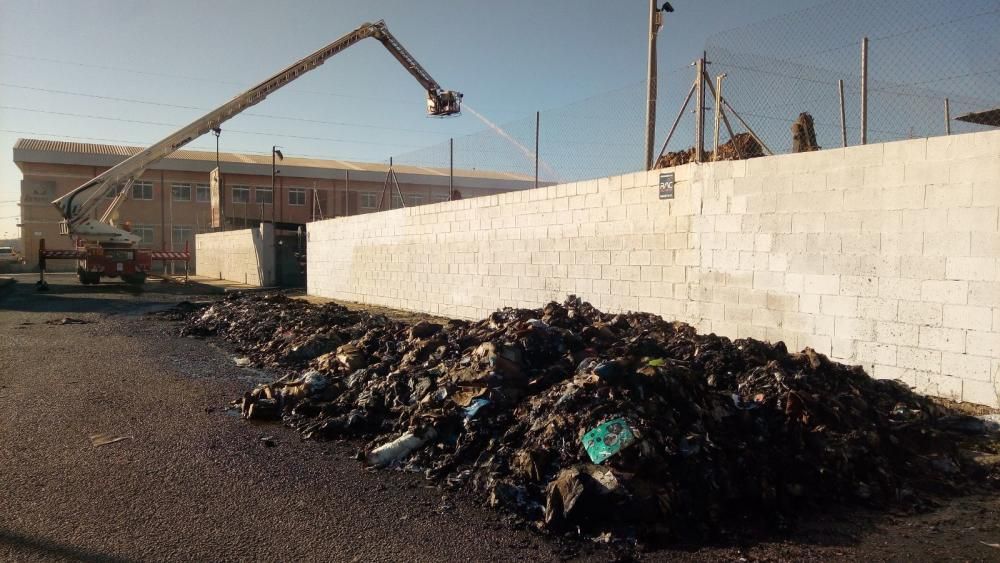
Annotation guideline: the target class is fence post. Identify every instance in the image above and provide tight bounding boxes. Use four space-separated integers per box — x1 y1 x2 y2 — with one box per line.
694 54 706 162
449 138 454 200
644 0 658 171
534 111 540 190
838 79 847 147
712 73 725 160
945 98 951 135
860 37 869 145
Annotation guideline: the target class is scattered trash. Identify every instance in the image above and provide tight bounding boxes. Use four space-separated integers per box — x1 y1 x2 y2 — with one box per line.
234 357 251 367
260 436 278 447
46 317 91 325
163 292 1000 542
581 418 636 464
980 541 1000 549
366 427 438 468
89 433 132 447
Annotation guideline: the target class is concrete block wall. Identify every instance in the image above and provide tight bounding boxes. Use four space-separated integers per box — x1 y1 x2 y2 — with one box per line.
195 224 274 286
308 130 1000 406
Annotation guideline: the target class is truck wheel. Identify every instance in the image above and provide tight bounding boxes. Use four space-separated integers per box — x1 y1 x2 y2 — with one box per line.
88 273 101 285
79 272 91 285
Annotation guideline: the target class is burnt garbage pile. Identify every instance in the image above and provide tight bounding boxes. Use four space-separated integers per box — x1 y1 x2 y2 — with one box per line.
172 292 990 541
181 293 373 370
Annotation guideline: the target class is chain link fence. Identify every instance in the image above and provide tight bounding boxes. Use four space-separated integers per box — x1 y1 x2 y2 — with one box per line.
386 0 999 205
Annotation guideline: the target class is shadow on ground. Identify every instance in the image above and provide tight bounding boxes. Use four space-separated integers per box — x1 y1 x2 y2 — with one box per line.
0 529 136 563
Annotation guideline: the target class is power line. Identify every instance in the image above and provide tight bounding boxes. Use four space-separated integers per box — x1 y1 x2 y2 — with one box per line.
0 106 428 148
0 51 418 106
0 129 390 163
0 82 451 135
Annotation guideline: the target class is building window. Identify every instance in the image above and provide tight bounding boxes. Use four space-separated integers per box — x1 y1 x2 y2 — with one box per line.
132 181 154 201
171 183 192 202
232 186 250 203
391 193 403 209
132 224 154 245
359 192 377 209
255 188 272 204
406 194 424 206
288 188 306 206
171 225 193 249
195 184 210 202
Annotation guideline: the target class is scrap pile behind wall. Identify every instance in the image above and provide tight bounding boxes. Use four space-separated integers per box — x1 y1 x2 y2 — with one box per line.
655 132 764 168
173 293 997 542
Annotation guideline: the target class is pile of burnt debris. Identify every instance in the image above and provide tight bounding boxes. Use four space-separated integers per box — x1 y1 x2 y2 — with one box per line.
168 293 998 542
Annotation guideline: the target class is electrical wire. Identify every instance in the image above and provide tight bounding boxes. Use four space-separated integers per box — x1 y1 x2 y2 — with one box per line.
0 106 428 148
0 82 451 134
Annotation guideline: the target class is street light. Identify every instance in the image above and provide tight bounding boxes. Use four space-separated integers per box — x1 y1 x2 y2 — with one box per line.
644 1 674 170
212 127 222 230
272 146 283 225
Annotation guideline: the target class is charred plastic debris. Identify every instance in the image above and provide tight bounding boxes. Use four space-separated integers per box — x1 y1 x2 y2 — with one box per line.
167 293 999 543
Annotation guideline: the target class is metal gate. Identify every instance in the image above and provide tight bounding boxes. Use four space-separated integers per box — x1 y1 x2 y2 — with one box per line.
274 231 305 288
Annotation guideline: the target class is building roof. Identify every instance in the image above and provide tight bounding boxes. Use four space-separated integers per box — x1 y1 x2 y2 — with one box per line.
955 108 1000 128
12 138 536 190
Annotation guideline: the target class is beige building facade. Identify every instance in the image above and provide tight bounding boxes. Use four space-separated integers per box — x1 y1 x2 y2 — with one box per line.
13 138 535 270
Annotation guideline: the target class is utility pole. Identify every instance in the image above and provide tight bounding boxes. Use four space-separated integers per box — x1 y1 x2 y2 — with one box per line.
860 37 869 145
644 1 674 170
271 146 283 225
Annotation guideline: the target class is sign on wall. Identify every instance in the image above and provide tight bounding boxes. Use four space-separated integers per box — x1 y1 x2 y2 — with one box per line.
21 180 56 204
209 167 221 228
658 172 675 200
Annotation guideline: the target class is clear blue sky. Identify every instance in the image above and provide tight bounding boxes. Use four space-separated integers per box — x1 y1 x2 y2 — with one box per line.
0 0 823 239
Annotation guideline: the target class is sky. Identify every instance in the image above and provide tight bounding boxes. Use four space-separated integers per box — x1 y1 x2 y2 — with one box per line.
0 0 825 239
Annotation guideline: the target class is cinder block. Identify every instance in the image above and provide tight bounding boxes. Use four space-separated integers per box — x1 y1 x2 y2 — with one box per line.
856 342 897 367
882 233 923 256
879 277 922 301
835 317 875 340
966 330 1000 357
947 207 998 232
925 184 972 208
942 304 994 331
921 280 969 305
884 185 927 210
825 211 863 233
803 274 840 295
902 208 948 232
897 346 941 372
923 231 971 257
858 297 898 321
798 334 833 355
950 156 1000 184
941 352 993 382
972 182 1000 207
822 295 859 317
900 256 946 280
875 321 919 346
918 326 966 353
972 233 1000 257
962 379 1000 408
946 257 997 282
969 282 1000 307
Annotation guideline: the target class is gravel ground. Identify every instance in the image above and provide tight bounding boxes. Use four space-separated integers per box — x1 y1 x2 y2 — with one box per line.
2 274 999 562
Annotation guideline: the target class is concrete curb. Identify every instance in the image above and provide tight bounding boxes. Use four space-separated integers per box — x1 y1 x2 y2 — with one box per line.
0 277 16 290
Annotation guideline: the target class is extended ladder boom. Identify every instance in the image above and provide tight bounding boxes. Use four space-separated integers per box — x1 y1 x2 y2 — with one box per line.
53 20 461 244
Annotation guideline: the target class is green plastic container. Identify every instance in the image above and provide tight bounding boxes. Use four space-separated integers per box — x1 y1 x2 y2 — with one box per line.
581 418 636 464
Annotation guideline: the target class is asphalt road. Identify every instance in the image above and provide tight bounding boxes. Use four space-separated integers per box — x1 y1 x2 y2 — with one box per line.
2 274 999 562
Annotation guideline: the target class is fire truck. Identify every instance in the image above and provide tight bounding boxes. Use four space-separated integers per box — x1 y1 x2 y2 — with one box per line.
38 20 461 289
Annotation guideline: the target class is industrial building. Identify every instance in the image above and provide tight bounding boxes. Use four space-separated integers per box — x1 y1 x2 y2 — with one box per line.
13 138 535 270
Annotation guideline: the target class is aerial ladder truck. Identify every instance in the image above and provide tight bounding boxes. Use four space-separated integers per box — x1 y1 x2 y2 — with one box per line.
38 20 461 289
